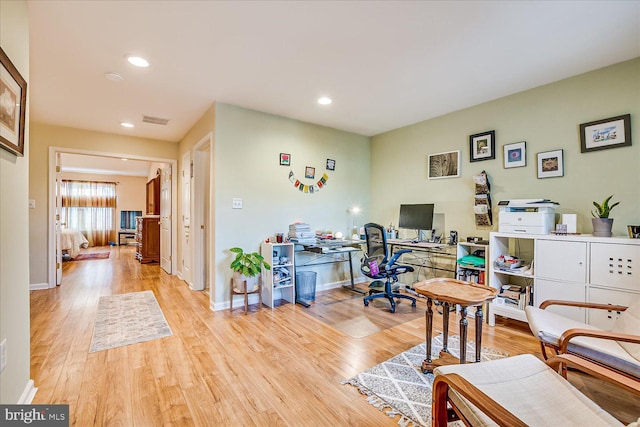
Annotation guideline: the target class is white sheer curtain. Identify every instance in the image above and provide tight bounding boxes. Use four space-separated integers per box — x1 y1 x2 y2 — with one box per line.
61 180 117 247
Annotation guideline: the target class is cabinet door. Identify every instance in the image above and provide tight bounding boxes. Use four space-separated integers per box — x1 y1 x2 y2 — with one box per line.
536 240 587 283
590 243 639 292
535 279 586 322
587 287 640 330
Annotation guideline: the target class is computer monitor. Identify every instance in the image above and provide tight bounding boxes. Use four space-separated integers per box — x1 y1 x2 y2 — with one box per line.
398 203 434 239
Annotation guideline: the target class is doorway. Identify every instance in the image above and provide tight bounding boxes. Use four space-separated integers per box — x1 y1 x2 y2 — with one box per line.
47 147 178 288
191 133 213 292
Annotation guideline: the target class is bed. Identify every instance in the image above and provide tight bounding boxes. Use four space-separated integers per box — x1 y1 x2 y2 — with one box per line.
60 228 89 258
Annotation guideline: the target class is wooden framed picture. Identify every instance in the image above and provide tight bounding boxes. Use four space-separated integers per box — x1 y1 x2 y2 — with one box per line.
428 150 461 179
305 166 315 179
579 114 631 153
503 141 526 168
0 47 27 157
469 130 495 162
537 149 564 178
279 153 291 166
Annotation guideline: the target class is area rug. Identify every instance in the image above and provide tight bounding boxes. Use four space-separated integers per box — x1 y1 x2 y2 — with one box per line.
89 291 172 353
304 287 424 338
342 335 509 427
73 252 110 261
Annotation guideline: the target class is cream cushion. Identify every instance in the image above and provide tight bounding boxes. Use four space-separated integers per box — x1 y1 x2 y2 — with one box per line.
434 354 623 426
525 305 640 378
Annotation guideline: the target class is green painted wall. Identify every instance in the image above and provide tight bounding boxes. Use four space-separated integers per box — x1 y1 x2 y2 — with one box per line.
371 58 640 240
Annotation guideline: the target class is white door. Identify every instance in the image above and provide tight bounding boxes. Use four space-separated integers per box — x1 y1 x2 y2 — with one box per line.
160 165 172 274
55 152 63 285
192 139 210 291
181 152 192 285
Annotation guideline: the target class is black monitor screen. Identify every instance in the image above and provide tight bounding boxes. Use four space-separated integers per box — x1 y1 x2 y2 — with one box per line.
120 210 142 230
398 204 434 230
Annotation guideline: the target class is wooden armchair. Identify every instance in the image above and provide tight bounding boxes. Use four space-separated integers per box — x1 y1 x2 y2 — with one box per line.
432 353 640 426
524 299 640 380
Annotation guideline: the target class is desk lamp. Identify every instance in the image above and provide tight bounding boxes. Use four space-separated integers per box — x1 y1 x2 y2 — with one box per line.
350 206 361 240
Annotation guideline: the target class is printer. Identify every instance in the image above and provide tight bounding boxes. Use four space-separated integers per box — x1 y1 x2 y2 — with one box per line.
498 199 559 235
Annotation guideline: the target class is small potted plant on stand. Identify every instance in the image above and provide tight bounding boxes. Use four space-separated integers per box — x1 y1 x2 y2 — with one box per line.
591 195 620 237
229 247 271 291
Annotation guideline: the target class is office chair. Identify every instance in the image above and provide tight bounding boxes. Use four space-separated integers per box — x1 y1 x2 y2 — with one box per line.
361 223 417 313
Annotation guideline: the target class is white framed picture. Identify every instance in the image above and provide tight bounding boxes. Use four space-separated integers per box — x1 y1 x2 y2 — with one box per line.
428 150 461 179
503 141 526 168
537 149 564 179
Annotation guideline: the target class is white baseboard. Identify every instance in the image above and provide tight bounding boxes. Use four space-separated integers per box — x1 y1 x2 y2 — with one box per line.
17 380 37 404
29 283 49 291
176 271 184 281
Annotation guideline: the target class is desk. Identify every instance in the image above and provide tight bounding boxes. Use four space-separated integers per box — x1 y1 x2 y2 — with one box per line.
386 239 457 280
294 240 364 294
414 278 497 373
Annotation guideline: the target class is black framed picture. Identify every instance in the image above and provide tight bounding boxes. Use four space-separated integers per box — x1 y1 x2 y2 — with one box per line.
279 153 291 166
305 166 315 179
326 158 335 171
469 130 496 162
579 114 631 153
537 149 564 179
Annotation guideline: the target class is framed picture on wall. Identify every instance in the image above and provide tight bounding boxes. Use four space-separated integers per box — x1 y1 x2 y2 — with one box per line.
428 150 461 179
279 153 291 166
0 47 27 157
469 130 495 162
326 158 336 171
503 141 526 168
305 166 315 179
579 114 631 153
537 149 564 178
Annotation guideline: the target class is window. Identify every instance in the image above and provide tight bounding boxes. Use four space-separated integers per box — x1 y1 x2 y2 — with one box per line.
61 180 117 246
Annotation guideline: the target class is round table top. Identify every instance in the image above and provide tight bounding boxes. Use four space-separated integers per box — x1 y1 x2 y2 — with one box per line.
413 278 498 306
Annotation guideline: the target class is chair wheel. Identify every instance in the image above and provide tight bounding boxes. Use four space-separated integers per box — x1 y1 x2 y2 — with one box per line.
412 300 417 307
390 302 396 313
364 299 369 307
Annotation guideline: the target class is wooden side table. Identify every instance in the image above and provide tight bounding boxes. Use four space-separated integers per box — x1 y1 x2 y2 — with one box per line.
414 278 497 373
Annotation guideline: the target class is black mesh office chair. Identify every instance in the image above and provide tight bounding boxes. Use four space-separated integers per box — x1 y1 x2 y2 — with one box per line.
361 223 417 313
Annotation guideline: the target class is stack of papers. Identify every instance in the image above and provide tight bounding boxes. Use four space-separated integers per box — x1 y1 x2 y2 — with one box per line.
288 223 316 244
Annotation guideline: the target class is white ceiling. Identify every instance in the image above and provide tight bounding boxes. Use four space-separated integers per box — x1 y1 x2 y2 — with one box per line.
28 1 640 142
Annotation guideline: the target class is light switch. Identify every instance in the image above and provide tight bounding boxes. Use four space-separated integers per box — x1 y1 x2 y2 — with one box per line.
232 198 243 209
29 199 36 209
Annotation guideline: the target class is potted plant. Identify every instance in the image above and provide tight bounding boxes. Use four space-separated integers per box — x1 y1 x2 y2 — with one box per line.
229 247 271 291
591 195 620 237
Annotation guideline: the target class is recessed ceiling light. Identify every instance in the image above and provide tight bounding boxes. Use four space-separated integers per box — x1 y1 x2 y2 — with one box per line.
127 56 150 68
104 72 124 82
120 122 135 128
121 158 128 161
317 97 332 105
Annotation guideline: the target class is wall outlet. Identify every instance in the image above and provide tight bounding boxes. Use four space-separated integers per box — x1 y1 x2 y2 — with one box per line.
29 199 36 209
0 339 6 372
232 198 243 209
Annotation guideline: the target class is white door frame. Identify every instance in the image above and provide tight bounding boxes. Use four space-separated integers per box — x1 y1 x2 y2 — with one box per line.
180 150 192 287
47 146 178 288
191 133 213 292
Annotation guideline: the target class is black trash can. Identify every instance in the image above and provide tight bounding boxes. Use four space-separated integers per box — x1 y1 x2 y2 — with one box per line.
295 271 317 307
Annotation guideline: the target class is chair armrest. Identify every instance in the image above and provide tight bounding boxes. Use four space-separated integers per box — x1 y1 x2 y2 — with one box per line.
386 249 412 268
546 354 640 396
559 328 640 353
540 299 628 312
432 373 527 427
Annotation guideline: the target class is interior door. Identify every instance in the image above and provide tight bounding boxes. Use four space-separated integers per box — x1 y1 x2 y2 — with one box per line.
55 152 63 285
160 165 172 274
181 152 192 285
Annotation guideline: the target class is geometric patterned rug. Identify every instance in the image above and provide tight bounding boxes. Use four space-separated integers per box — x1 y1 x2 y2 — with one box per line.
89 290 172 353
342 334 509 427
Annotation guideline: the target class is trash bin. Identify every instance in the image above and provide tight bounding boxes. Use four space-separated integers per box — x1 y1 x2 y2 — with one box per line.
295 271 317 307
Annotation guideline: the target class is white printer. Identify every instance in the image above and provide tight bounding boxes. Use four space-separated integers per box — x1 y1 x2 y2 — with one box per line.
498 199 559 235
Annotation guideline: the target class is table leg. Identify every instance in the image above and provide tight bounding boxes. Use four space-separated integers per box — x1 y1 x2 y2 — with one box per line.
342 252 366 294
459 306 468 364
421 298 434 373
475 305 484 363
442 302 450 354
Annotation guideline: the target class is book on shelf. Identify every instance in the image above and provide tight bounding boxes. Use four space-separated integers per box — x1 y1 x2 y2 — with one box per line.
497 284 532 309
457 268 485 285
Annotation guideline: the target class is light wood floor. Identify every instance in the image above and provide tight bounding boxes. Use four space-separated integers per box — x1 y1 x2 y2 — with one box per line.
31 245 637 426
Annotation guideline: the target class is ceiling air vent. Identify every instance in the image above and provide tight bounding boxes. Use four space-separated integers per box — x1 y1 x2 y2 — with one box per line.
142 115 170 126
